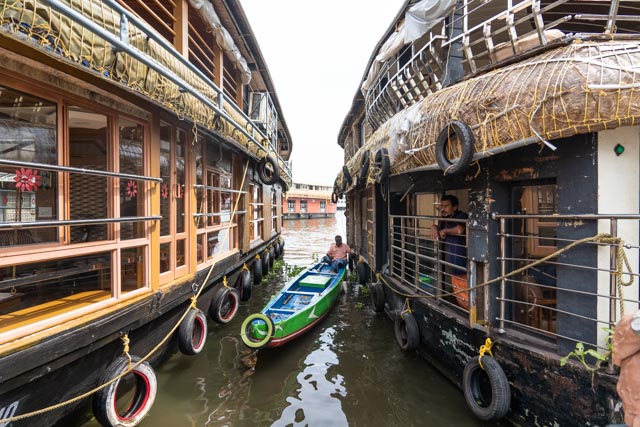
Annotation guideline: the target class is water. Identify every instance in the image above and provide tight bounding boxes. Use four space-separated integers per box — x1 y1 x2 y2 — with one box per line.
84 216 497 426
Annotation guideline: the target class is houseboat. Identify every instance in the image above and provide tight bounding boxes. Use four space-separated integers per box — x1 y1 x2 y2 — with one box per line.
283 182 336 219
337 1 639 426
0 0 291 426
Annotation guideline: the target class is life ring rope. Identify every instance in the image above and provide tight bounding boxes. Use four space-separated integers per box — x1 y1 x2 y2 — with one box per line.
0 159 256 424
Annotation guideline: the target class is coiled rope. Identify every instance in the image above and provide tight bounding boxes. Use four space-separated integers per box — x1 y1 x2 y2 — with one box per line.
0 159 251 424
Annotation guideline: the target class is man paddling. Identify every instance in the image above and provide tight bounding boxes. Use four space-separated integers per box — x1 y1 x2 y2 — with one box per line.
322 235 355 272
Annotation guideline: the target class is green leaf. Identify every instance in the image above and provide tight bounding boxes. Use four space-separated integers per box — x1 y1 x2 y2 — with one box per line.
585 349 606 361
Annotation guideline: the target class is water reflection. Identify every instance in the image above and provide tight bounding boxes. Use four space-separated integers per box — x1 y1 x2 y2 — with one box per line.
82 216 496 427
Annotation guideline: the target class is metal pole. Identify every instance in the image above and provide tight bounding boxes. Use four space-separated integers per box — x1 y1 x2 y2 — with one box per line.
499 217 507 333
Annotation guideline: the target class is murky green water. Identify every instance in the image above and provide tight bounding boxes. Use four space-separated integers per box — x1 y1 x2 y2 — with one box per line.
84 216 497 426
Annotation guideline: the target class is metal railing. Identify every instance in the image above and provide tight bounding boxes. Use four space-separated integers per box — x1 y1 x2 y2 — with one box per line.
39 0 291 179
388 212 640 353
365 0 640 130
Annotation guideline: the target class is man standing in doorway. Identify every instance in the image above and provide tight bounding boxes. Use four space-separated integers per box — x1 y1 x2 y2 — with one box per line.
430 195 468 308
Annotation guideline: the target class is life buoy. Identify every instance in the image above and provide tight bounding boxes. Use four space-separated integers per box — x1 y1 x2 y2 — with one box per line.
374 148 390 183
209 286 239 324
370 282 385 312
261 250 270 274
257 155 279 185
236 268 252 301
269 246 275 268
240 313 274 349
463 355 511 420
331 191 338 204
357 259 369 285
252 257 263 284
93 355 157 427
342 166 353 191
395 311 420 352
359 151 370 184
435 120 475 176
178 308 208 356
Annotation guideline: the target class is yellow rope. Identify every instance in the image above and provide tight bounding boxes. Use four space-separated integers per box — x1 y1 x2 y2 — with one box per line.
401 298 412 316
0 159 252 424
121 334 131 367
478 338 494 370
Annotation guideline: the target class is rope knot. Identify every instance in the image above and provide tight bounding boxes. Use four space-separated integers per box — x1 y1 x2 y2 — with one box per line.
223 276 228 288
478 337 493 370
190 295 197 308
121 333 132 366
242 263 249 271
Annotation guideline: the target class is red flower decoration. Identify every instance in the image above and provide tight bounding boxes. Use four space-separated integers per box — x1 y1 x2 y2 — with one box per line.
14 168 41 192
126 180 137 198
161 183 168 199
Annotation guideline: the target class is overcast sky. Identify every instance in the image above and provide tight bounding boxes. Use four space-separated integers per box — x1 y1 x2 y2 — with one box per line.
240 0 406 187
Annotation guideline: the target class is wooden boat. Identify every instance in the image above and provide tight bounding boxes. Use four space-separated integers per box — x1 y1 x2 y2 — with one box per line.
0 0 292 426
336 1 639 426
241 262 345 348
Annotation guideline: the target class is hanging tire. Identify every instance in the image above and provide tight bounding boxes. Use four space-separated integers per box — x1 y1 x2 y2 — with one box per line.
274 241 281 259
331 191 338 204
240 313 274 349
359 151 370 184
342 166 353 191
252 258 263 284
395 312 420 352
178 308 208 356
370 282 385 312
269 246 275 268
261 251 270 274
93 355 157 427
374 148 390 183
357 260 369 285
463 355 511 421
236 268 252 301
435 120 475 176
209 286 240 324
279 240 285 257
257 156 279 185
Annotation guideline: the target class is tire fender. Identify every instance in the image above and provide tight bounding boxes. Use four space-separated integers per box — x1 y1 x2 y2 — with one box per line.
269 246 275 268
93 355 157 427
358 151 370 184
240 313 274 349
374 148 390 183
435 120 475 176
178 308 208 356
237 268 252 302
252 256 263 284
463 355 511 420
370 282 385 313
357 259 369 285
341 166 353 191
331 191 338 204
209 286 240 324
394 311 420 352
261 250 270 274
258 156 279 185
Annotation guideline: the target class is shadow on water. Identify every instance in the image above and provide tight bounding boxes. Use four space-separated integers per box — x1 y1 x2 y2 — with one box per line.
83 216 500 427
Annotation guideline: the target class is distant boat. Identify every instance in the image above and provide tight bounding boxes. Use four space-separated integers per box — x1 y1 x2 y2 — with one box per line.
241 261 345 348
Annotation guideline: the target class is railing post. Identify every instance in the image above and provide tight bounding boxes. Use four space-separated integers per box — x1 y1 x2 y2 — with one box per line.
400 217 406 283
499 217 506 333
609 217 619 326
605 0 621 34
436 220 442 303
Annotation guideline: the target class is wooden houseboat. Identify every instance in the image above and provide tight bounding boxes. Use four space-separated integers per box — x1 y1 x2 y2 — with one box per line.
337 1 639 425
283 182 336 219
0 0 291 426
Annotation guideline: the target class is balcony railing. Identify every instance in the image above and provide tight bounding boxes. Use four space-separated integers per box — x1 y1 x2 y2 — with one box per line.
365 0 640 130
389 213 640 354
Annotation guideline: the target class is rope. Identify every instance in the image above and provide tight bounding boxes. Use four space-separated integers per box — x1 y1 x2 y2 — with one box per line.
121 334 132 367
377 233 633 317
0 159 251 424
478 337 494 370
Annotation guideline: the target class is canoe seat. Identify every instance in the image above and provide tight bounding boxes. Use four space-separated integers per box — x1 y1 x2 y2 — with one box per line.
268 308 295 314
286 291 317 296
299 274 331 289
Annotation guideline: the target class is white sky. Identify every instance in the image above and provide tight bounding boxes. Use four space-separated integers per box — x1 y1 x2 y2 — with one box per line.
240 0 406 187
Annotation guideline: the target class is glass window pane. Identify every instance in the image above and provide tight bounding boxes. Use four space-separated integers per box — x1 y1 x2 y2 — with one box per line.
159 122 171 237
176 129 186 234
121 246 145 292
69 107 108 242
176 239 185 267
160 242 170 273
119 118 145 240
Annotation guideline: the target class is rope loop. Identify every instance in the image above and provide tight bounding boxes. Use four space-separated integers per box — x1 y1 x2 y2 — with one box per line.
478 337 494 370
121 333 132 367
190 295 197 308
223 276 229 288
401 298 412 316
242 263 249 271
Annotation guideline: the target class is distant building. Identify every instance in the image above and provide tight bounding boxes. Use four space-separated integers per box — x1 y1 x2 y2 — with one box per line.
283 182 337 219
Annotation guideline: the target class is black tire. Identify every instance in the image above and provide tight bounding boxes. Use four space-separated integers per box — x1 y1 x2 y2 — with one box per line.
357 260 369 285
358 151 370 184
252 257 263 284
178 308 208 356
435 120 475 176
257 156 279 185
331 191 338 204
269 246 275 268
374 148 390 183
236 268 252 301
394 312 420 352
274 241 281 259
279 240 285 257
463 355 511 421
93 356 157 427
209 286 240 324
342 166 352 191
261 251 270 274
370 282 385 313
